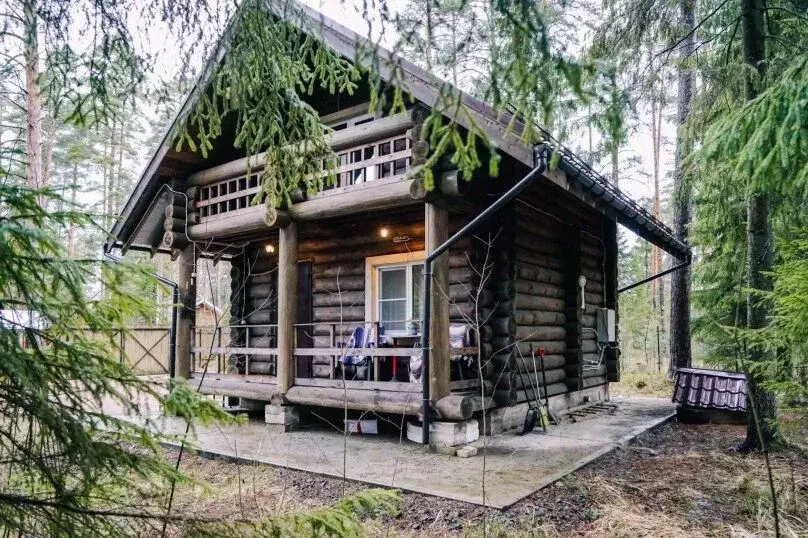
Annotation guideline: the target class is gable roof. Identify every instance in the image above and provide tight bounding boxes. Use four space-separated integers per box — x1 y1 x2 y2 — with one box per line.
108 0 690 260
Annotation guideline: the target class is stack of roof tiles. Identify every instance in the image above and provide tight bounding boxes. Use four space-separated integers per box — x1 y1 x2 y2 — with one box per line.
673 367 748 412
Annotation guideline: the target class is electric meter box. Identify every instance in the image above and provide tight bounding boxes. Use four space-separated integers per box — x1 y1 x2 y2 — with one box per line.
596 308 616 343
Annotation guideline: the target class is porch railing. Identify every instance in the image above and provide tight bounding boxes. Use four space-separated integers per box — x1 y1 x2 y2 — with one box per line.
191 324 277 375
190 320 479 391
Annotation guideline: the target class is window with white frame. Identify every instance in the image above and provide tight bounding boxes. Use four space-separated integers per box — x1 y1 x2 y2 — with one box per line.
365 253 425 334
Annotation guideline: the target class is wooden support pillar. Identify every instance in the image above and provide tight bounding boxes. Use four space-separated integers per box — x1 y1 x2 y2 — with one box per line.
176 244 196 379
604 219 620 382
276 221 298 395
426 203 450 403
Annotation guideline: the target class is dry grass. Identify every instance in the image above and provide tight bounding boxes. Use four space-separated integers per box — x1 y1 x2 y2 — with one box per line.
611 370 674 398
154 415 808 537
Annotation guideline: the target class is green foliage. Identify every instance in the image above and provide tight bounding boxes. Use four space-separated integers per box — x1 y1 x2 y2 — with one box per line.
187 488 400 537
695 55 808 202
177 0 362 208
0 183 234 535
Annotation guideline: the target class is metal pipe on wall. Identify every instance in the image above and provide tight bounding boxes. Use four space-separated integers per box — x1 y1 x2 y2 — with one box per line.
420 144 549 446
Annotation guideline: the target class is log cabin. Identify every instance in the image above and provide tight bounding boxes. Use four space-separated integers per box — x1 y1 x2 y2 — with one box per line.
107 1 690 445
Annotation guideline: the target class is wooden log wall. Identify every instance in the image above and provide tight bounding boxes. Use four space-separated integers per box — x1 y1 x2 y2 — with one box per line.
580 229 608 388
300 208 425 379
228 245 279 375
447 210 505 385
501 182 612 402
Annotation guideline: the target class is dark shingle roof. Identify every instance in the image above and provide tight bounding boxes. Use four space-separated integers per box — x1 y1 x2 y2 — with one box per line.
673 367 748 412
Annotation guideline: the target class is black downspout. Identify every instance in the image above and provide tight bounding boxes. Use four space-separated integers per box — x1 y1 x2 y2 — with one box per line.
420 144 549 446
618 258 691 294
103 249 179 378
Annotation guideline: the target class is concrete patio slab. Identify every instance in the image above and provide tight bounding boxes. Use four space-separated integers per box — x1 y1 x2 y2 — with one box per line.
104 392 674 508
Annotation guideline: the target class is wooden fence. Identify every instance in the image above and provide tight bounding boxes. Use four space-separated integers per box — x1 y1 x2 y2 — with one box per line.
116 328 171 376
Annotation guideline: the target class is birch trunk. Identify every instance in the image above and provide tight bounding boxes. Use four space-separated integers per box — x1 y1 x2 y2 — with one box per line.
23 0 43 207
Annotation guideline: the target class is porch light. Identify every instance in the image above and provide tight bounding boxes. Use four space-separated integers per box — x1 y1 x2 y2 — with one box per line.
379 227 390 238
265 244 275 254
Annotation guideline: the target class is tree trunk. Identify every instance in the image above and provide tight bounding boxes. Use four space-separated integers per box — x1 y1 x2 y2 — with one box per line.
741 0 777 450
23 0 43 207
68 162 78 257
669 0 695 376
611 146 619 188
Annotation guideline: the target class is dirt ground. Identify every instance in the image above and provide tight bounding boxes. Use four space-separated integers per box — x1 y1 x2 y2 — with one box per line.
164 401 807 537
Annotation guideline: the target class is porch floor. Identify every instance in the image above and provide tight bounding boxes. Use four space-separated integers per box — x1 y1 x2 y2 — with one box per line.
103 390 674 508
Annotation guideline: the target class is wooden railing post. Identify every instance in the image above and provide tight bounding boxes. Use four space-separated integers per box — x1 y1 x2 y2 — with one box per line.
176 244 196 379
277 221 298 395
426 202 450 403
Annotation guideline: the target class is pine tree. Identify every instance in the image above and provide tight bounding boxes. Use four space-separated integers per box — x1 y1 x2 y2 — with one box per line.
669 0 695 376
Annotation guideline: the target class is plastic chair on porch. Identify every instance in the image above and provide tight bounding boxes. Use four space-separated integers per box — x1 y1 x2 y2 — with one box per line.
338 325 378 380
450 324 474 381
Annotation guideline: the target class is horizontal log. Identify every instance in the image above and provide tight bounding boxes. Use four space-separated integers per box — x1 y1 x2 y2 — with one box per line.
494 367 566 389
513 381 568 403
490 316 515 336
585 292 604 306
435 394 474 420
307 242 426 266
580 241 603 258
162 231 188 250
246 361 276 375
514 279 565 299
493 301 513 316
312 306 365 322
514 295 566 312
448 300 492 318
449 285 494 307
449 267 475 285
191 376 277 399
189 205 269 239
247 284 275 299
246 336 277 348
580 375 608 389
504 340 566 357
246 310 275 324
581 266 604 284
313 275 365 293
515 311 566 327
312 290 365 308
493 281 515 300
247 272 276 285
284 385 421 415
514 263 565 285
514 235 562 257
492 353 566 373
493 388 517 407
314 262 365 279
264 207 290 228
515 325 567 342
514 244 564 269
300 223 424 252
166 204 186 219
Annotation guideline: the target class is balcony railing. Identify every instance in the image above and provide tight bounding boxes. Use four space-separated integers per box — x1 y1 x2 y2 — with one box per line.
193 112 413 225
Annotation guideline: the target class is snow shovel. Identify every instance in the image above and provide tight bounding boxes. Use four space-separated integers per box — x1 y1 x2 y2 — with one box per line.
514 350 544 435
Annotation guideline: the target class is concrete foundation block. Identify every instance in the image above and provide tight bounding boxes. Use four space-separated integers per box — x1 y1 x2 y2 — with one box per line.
265 405 299 431
456 445 478 458
406 419 479 447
